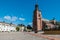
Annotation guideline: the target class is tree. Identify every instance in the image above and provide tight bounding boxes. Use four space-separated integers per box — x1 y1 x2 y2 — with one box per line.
27 25 32 32
27 25 32 29
16 27 20 31
17 24 26 31
17 24 25 27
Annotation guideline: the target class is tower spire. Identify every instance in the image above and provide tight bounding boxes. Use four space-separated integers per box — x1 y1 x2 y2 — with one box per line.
35 0 38 10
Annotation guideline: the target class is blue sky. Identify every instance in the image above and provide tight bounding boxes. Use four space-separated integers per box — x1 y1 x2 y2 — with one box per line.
0 0 60 26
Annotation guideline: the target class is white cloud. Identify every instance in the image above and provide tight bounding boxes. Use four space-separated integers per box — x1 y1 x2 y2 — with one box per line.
4 16 11 20
19 17 25 21
11 16 17 21
4 16 17 21
28 22 32 25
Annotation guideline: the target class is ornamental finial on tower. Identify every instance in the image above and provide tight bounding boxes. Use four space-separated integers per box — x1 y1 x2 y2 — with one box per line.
35 0 39 10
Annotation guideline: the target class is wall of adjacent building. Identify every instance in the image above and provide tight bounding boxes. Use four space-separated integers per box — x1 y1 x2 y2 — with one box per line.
0 22 16 32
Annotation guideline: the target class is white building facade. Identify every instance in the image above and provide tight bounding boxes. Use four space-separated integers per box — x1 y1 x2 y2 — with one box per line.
0 22 16 32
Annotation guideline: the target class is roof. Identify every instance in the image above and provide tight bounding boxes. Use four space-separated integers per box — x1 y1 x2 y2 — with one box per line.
0 22 16 26
42 18 49 22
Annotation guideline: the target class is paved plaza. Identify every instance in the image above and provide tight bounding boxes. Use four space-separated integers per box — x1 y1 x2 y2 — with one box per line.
0 32 60 40
0 32 48 40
